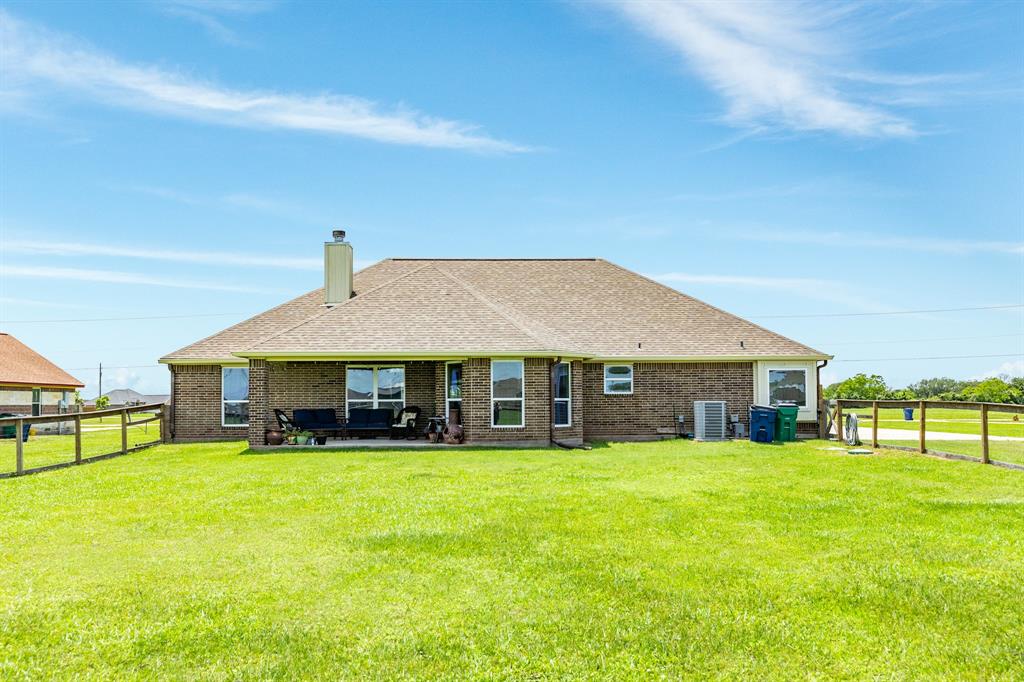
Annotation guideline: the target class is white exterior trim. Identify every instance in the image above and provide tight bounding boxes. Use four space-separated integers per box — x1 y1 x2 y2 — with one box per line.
603 363 634 395
490 359 525 428
221 366 249 428
553 361 571 428
754 360 817 422
345 365 406 417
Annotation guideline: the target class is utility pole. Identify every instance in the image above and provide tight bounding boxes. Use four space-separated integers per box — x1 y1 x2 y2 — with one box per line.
98 362 103 400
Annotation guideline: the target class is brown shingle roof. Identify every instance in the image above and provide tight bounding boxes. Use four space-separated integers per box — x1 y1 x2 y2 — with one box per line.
0 333 84 387
161 258 829 362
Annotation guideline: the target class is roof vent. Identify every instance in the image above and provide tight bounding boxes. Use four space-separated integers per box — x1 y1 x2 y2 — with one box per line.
332 229 347 242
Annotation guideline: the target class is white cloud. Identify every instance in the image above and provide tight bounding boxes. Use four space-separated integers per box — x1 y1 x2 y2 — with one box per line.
974 360 1024 380
599 0 957 137
737 227 1024 256
0 264 277 293
155 0 278 46
649 271 895 312
0 10 528 152
4 239 321 271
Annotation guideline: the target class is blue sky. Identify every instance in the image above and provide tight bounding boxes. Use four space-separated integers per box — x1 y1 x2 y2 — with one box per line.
1 0 1021 398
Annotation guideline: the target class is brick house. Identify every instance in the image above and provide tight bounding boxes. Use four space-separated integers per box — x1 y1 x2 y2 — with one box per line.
0 333 84 416
160 233 831 447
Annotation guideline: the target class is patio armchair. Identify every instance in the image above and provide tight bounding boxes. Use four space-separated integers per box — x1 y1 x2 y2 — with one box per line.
390 406 421 440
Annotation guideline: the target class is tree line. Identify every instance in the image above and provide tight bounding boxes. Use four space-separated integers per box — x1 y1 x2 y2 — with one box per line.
823 374 1024 404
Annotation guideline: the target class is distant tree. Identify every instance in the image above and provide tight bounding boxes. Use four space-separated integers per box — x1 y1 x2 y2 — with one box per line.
885 388 917 400
823 373 890 400
906 377 967 398
95 395 110 409
73 390 84 405
963 377 1021 404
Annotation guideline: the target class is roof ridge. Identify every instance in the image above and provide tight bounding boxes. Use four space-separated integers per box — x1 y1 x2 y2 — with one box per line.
238 261 438 353
431 263 572 353
596 259 827 357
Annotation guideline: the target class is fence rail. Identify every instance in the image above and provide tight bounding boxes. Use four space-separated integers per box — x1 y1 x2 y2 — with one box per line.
834 399 1023 471
0 402 167 478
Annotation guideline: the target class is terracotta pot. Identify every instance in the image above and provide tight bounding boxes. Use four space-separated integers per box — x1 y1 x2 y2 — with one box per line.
266 429 284 446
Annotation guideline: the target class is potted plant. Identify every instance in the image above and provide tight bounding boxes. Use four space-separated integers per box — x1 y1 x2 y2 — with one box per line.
294 430 313 445
285 429 298 445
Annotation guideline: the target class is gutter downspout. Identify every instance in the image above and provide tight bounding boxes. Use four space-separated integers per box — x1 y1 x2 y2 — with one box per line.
816 359 829 439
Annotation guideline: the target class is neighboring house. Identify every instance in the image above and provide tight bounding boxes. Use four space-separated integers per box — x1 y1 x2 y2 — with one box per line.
160 233 831 447
86 388 170 408
0 333 84 416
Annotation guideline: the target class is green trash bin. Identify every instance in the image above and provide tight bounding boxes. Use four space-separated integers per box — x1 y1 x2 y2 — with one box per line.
774 404 799 442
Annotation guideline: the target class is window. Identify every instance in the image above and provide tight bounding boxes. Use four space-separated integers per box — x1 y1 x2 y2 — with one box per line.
446 362 462 424
31 388 41 417
553 362 571 427
768 368 807 407
222 367 249 427
491 360 524 427
603 364 633 395
346 366 405 417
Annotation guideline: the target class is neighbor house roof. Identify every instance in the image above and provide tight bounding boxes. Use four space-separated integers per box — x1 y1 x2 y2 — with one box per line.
0 333 85 388
86 388 170 405
161 259 829 363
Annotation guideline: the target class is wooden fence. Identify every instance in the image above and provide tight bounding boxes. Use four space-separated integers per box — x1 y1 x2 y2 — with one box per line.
833 399 1024 470
0 402 167 478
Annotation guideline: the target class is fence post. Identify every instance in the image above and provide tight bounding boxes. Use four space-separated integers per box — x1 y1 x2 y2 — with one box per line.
871 401 879 448
918 401 927 454
121 408 128 455
835 402 843 442
15 419 24 475
981 403 990 464
74 414 82 464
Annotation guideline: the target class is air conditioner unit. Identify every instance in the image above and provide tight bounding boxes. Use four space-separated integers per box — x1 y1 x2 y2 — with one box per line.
694 401 727 441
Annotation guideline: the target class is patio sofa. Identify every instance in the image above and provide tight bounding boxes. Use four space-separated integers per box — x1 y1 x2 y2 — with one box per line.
292 409 346 436
346 408 393 438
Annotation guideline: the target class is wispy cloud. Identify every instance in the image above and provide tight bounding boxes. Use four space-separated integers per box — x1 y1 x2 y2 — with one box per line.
155 0 277 46
598 1 965 138
4 239 321 270
736 228 1024 256
649 271 896 312
0 264 277 293
974 360 1024 380
0 10 529 152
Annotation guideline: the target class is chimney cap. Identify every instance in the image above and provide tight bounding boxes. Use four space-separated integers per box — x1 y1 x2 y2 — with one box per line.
332 229 346 242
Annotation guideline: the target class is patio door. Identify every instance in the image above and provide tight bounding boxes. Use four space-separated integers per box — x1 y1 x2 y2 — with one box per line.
346 366 405 417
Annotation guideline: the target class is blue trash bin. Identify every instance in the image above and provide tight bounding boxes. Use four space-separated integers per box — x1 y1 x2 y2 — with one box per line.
749 405 777 443
903 408 914 421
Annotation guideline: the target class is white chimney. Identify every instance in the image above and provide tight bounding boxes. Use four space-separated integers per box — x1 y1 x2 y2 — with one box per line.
324 229 353 305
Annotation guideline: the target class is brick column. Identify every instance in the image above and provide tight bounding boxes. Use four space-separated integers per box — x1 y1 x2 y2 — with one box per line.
247 359 268 448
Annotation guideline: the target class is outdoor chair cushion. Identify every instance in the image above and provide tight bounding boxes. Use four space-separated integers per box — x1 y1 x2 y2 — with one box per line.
293 408 345 430
346 408 393 431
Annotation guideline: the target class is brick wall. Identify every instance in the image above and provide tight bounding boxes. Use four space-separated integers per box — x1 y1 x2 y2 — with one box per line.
460 357 552 444
170 365 248 441
581 361 755 440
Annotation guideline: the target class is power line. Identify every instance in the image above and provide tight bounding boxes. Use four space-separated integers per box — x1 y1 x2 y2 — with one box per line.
816 332 1024 346
65 364 162 371
833 353 1022 363
753 303 1023 319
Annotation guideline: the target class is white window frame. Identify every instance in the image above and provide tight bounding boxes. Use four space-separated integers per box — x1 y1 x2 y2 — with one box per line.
553 361 571 428
345 365 406 417
221 367 249 428
766 366 808 408
603 364 634 395
31 387 41 417
490 359 525 428
445 361 462 421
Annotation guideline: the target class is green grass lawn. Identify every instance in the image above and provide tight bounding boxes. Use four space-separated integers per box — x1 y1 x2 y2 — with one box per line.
879 439 1024 467
851 407 1024 438
1 439 1022 679
0 415 161 475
